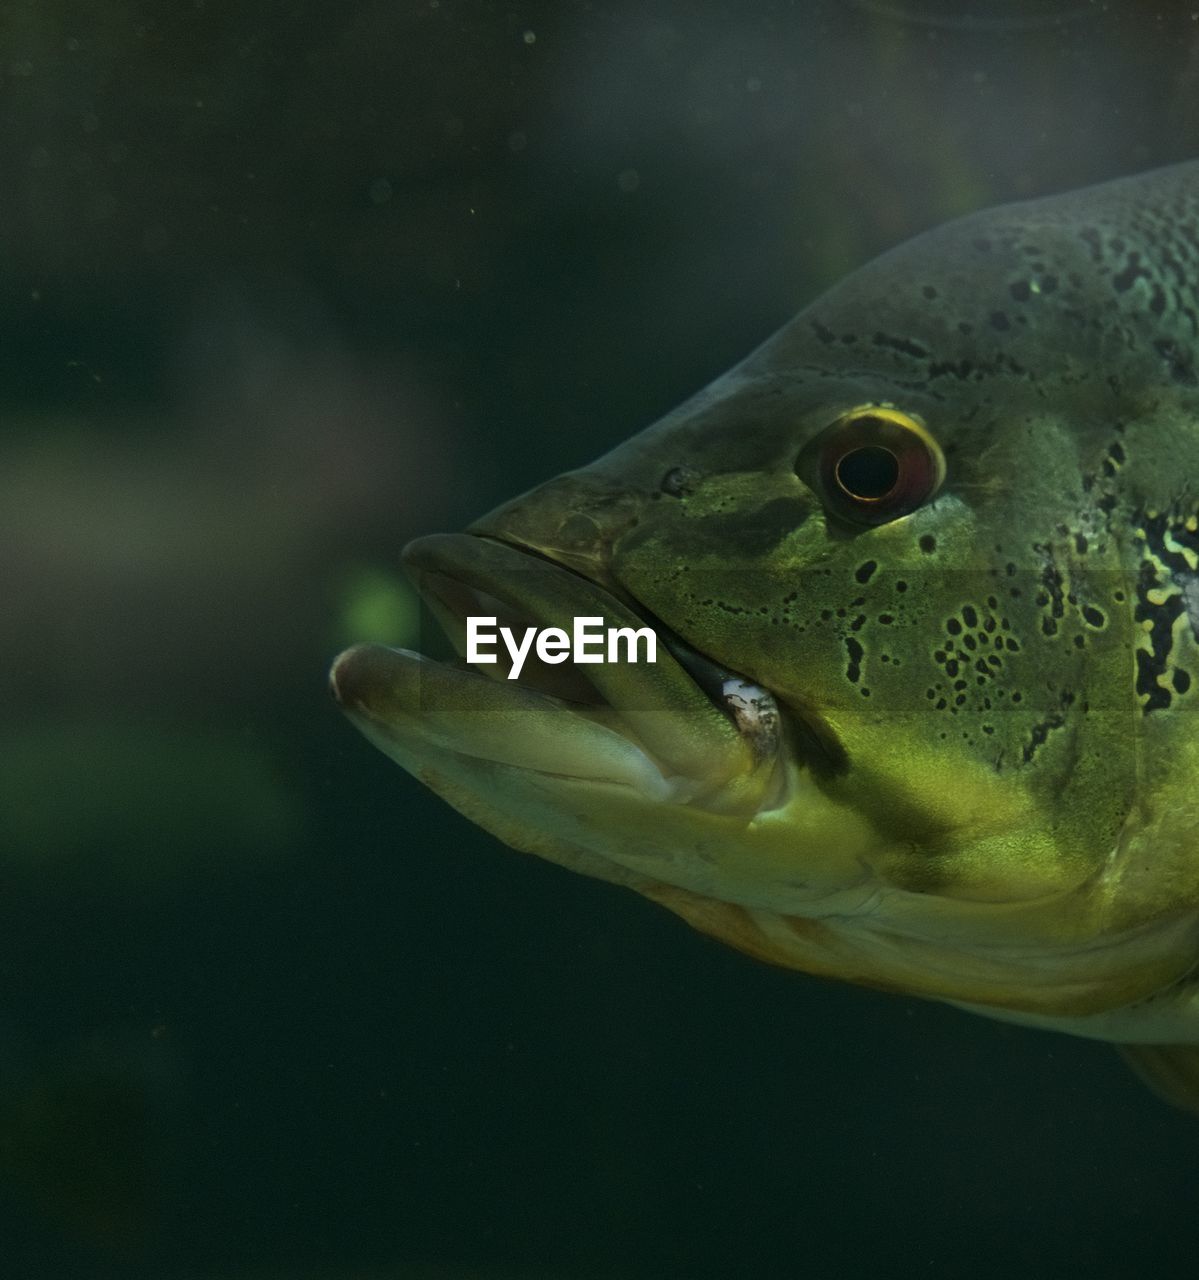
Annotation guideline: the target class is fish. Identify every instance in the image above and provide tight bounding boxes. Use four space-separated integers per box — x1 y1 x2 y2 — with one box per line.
331 160 1199 1115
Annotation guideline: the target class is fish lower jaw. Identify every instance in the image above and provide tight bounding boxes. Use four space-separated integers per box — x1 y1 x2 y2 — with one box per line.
329 643 788 815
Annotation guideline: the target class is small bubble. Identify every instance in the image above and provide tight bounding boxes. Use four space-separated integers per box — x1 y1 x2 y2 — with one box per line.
369 177 393 205
746 76 762 93
523 29 536 44
507 130 527 152
617 168 640 192
142 225 170 253
846 101 864 118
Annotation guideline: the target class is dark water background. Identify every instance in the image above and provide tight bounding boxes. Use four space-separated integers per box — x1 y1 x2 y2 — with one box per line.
3 1 1199 1275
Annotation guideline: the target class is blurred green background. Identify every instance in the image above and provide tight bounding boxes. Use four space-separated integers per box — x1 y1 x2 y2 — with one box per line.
2 1 1198 1276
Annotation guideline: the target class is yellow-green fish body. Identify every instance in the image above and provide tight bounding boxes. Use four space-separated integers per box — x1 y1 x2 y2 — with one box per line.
333 161 1199 1113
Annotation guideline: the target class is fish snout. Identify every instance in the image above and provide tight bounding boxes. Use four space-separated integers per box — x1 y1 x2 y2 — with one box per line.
467 472 645 583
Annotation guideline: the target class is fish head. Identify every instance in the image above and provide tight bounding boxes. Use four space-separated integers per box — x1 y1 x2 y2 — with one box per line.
332 172 1199 1018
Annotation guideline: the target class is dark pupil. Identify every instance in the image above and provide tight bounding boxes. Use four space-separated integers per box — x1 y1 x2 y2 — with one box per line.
836 445 899 500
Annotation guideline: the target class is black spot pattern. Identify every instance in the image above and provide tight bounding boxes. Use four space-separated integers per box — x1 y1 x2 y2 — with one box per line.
1132 508 1199 712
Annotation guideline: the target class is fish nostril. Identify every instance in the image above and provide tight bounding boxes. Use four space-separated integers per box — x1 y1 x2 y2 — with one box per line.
660 465 699 497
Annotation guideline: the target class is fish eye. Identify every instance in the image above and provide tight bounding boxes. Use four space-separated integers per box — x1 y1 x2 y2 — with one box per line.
835 445 899 500
799 406 945 526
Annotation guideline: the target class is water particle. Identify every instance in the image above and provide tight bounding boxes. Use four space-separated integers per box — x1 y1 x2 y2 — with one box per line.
523 29 536 44
617 169 640 193
369 177 393 205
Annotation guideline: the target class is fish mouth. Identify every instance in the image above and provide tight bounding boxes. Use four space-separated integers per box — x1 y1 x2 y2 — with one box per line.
329 533 789 812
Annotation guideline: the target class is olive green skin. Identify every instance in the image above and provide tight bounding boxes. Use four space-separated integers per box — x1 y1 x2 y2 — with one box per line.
336 162 1199 1058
